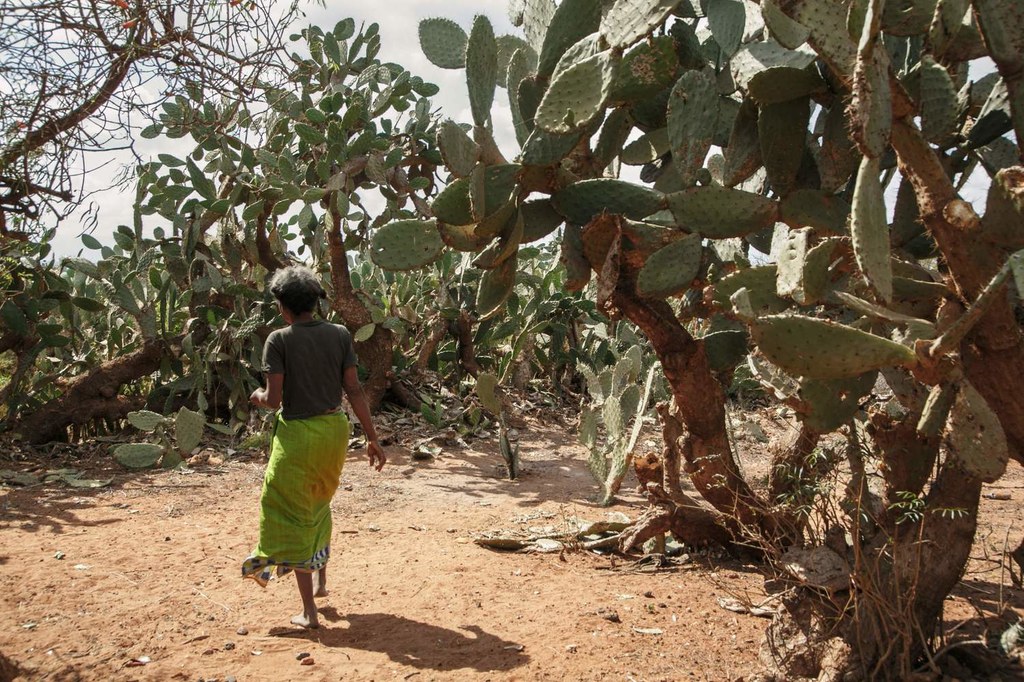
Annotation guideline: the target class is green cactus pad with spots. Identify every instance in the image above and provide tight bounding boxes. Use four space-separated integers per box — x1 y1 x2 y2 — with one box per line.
706 0 745 57
851 156 893 302
818 104 859 192
713 266 790 313
419 18 468 69
521 198 564 242
722 98 762 187
751 314 917 380
666 186 778 238
469 164 521 221
113 443 166 469
610 36 680 104
946 380 1010 483
535 51 614 134
477 252 518 319
601 0 681 49
371 219 445 271
702 329 750 373
552 179 664 225
507 49 537 145
780 189 850 234
918 56 958 144
762 0 810 48
496 35 535 88
521 127 584 166
537 0 603 78
798 372 877 433
622 128 670 166
174 407 205 454
466 16 498 127
437 120 479 179
758 96 810 196
666 69 719 185
432 178 474 226
636 233 703 298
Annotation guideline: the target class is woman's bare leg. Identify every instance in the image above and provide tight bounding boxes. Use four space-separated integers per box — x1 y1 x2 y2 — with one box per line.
291 571 319 628
313 566 328 598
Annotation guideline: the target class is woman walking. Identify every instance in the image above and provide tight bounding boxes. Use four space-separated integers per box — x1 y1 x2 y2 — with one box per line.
242 265 386 629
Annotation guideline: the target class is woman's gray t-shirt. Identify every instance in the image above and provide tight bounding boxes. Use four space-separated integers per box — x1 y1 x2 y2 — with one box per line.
262 321 358 420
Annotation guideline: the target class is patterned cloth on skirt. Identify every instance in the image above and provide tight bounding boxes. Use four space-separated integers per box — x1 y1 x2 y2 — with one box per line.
242 411 349 587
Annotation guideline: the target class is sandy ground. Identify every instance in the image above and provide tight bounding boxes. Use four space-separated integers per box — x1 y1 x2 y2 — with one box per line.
1 410 1023 681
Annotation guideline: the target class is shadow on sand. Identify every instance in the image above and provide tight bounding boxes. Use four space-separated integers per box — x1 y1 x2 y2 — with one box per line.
268 611 529 673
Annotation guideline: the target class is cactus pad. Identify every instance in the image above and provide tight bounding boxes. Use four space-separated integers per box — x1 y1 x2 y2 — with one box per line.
477 252 518 319
761 0 810 48
666 68 720 186
851 156 893 302
552 179 664 226
622 128 670 166
751 314 917 380
432 178 474 226
798 372 877 432
601 0 681 49
496 35 535 88
610 36 680 104
419 18 468 69
127 410 167 432
437 120 480 178
476 372 502 415
113 443 165 469
371 219 445 271
780 189 850 235
946 380 1009 483
537 0 603 78
507 48 536 145
521 198 564 242
562 223 592 291
667 186 779 238
175 407 206 454
758 96 810 196
535 51 614 134
775 226 810 301
918 55 958 144
707 0 746 57
713 266 790 313
466 15 498 127
636 233 703 298
703 329 750 373
722 98 762 186
521 127 584 166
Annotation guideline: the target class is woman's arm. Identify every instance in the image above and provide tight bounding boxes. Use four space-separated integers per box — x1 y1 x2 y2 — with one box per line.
343 366 386 471
250 373 284 410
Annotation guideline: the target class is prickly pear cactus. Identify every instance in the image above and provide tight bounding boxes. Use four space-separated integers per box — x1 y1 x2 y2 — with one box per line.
579 350 658 506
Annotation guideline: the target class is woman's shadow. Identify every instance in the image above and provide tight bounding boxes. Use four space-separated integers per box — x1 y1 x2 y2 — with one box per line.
269 608 529 673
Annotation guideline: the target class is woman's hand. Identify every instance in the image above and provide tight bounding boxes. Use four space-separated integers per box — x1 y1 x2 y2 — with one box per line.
249 388 266 407
367 440 386 471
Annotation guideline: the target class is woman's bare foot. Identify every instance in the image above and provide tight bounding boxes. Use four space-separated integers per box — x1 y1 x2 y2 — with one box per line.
290 612 319 629
314 586 329 598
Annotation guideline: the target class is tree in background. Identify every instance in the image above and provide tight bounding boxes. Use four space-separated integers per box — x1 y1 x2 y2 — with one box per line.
0 0 304 235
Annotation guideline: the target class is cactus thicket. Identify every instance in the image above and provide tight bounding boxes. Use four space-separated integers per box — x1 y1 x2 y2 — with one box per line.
372 0 1024 676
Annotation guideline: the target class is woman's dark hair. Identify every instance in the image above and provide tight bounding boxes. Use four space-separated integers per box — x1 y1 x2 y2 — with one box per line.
268 266 326 315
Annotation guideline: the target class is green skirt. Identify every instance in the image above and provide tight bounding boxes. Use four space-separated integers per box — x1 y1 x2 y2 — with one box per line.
242 411 349 587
